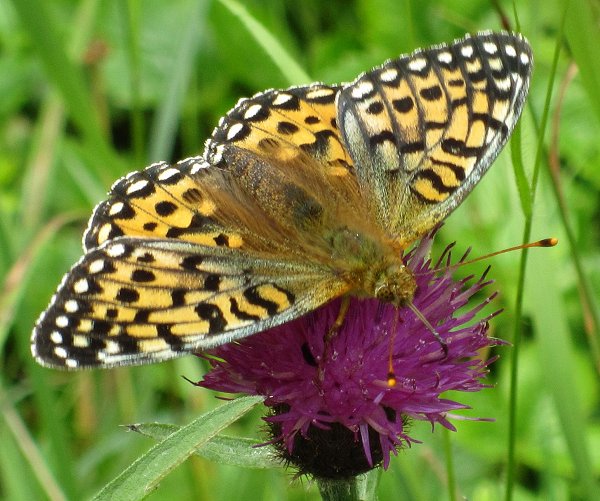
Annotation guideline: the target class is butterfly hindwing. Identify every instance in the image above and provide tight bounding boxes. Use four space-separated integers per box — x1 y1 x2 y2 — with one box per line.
336 31 532 244
32 237 346 368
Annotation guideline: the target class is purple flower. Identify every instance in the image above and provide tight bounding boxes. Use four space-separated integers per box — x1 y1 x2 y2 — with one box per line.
196 231 500 479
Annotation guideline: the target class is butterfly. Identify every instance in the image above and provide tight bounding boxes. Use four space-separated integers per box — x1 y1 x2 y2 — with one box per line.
32 31 532 369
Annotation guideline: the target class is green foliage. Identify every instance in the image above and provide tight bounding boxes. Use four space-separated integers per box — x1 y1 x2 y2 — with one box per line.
94 396 263 500
1 0 599 499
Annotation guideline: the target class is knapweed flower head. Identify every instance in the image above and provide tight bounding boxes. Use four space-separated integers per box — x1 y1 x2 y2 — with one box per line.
197 231 500 479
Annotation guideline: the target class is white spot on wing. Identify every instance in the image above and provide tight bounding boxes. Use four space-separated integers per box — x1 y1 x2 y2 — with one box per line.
305 87 335 100
351 80 374 99
50 331 63 344
105 340 122 355
505 45 517 57
54 347 68 359
158 168 180 181
126 179 150 195
64 300 79 313
65 359 79 369
379 68 399 82
108 202 124 216
226 123 244 141
407 58 427 72
73 278 89 294
483 41 498 54
461 45 474 58
106 243 126 257
88 259 105 274
55 316 69 328
437 51 453 64
243 104 263 119
272 92 293 106
97 224 113 244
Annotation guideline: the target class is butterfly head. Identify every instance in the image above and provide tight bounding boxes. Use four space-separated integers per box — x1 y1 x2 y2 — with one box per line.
372 260 417 308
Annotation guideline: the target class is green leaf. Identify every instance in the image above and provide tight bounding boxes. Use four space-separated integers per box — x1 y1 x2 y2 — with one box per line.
565 0 600 125
128 422 279 469
528 251 598 499
93 396 263 501
510 123 532 218
217 0 310 84
9 0 125 179
148 0 209 161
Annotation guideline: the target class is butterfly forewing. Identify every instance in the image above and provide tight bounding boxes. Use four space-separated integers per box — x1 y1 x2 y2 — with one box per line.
337 31 532 244
205 84 354 176
83 157 237 251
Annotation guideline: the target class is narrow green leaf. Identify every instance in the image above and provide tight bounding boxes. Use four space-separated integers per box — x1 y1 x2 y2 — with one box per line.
148 0 209 161
565 0 600 124
505 7 568 500
510 123 532 218
119 0 145 166
9 0 124 179
1 383 67 501
217 0 310 84
129 422 279 469
93 396 262 501
529 254 598 499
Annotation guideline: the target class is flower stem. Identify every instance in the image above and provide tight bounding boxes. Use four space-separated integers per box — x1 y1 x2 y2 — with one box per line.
317 470 380 501
443 428 457 501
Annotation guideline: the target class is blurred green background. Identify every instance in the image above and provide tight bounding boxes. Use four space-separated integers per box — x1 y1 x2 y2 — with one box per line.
1 0 599 499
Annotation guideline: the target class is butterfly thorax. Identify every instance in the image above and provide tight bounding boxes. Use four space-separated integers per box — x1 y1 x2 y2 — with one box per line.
328 227 416 307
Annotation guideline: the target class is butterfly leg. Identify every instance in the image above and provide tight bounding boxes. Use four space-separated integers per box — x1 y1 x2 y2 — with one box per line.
317 296 351 382
325 296 351 342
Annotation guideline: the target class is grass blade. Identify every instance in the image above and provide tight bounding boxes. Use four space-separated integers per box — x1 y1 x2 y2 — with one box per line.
129 422 279 469
9 0 124 178
529 253 598 498
93 396 263 501
217 0 310 84
148 0 209 161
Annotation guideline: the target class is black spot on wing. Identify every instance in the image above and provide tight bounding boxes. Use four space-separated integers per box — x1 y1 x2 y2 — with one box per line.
116 287 140 303
229 297 262 321
155 201 178 216
157 324 185 351
131 269 156 283
194 303 227 333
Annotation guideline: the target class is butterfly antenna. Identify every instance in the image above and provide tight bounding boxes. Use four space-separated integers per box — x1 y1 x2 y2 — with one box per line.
420 238 558 276
407 301 448 358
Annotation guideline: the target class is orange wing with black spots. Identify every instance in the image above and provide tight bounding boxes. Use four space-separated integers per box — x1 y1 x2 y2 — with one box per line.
83 157 248 251
32 32 532 369
337 31 532 244
32 237 345 368
205 84 353 176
